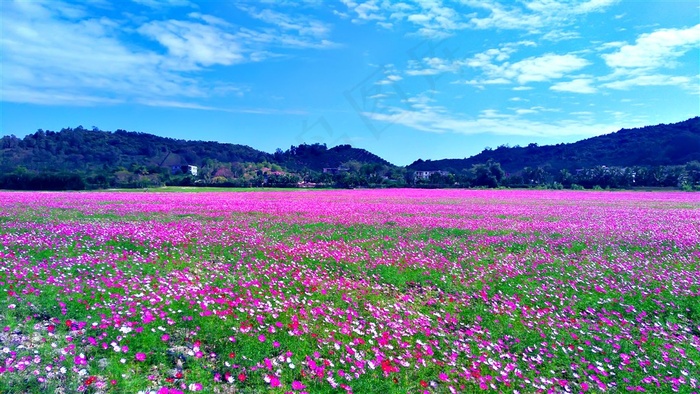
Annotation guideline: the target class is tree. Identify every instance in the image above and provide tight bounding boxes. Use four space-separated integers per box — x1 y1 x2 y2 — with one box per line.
472 164 498 188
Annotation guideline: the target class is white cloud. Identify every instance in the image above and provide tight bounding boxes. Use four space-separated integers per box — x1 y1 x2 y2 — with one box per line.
597 41 625 50
340 0 618 38
502 53 590 84
406 41 536 78
599 24 700 92
601 74 695 90
407 56 461 76
542 30 580 42
376 74 404 85
137 99 308 115
515 108 538 115
236 27 336 49
574 0 618 14
0 1 199 105
132 0 193 8
341 0 385 22
551 78 597 93
138 20 245 69
187 12 230 27
240 7 331 38
457 52 590 86
0 0 336 108
362 97 615 138
524 0 618 15
602 24 700 69
465 0 544 31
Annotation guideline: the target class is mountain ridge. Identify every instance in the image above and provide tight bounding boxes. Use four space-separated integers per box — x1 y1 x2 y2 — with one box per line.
407 117 700 173
0 117 700 182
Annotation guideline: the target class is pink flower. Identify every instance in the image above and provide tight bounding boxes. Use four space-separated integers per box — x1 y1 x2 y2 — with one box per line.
161 334 170 341
268 375 281 387
292 381 306 390
258 334 266 342
135 352 146 362
74 355 87 366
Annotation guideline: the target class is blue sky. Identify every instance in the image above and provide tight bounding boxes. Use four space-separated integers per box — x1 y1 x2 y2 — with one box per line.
1 0 698 165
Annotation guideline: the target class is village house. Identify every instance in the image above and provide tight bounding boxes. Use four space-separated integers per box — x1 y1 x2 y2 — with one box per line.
413 170 449 181
322 167 349 175
172 165 198 176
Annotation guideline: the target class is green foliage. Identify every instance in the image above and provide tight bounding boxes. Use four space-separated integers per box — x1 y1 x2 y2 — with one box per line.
3 118 699 191
0 170 86 190
407 117 700 173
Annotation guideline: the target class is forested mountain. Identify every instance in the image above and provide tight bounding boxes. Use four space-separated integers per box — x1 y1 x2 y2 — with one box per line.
408 117 700 173
0 127 393 174
274 143 393 172
0 126 272 173
0 118 699 190
0 127 400 189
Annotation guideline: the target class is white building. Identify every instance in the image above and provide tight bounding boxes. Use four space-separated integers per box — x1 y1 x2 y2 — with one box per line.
414 170 449 181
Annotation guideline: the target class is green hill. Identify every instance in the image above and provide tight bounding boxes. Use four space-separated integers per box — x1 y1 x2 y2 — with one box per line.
408 117 700 173
1 117 698 190
274 143 393 172
0 127 272 173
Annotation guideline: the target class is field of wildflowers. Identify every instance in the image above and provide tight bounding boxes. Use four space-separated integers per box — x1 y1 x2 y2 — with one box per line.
1 189 699 394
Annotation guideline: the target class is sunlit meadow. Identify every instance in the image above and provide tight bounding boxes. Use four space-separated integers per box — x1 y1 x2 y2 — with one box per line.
1 189 699 394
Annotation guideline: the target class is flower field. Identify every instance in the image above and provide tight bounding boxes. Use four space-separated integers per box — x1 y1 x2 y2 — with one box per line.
1 189 699 394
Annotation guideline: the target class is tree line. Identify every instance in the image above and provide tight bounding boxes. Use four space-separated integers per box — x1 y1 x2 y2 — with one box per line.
2 159 698 191
1 122 699 191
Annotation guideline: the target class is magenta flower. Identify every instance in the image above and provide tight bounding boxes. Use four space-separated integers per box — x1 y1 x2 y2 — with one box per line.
158 388 184 394
292 381 306 390
74 355 87 366
258 334 266 342
135 352 146 362
268 375 280 387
